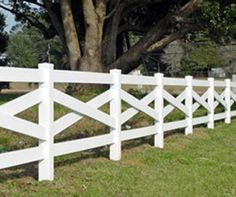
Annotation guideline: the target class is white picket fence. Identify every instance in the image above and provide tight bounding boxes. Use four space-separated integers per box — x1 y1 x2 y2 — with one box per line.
0 63 236 181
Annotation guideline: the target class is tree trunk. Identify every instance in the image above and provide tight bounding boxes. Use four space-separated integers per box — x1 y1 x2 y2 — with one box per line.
65 0 106 94
102 5 123 66
60 0 81 71
81 0 106 72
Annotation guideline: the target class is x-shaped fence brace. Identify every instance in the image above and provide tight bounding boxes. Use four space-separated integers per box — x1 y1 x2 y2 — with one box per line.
1 66 236 182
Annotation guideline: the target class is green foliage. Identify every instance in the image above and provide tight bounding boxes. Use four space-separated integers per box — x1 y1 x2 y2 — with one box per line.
6 25 64 68
200 1 236 40
180 40 222 75
7 29 38 68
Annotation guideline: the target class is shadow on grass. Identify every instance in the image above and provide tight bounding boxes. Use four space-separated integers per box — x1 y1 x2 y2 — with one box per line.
0 93 26 104
0 129 187 182
0 162 38 183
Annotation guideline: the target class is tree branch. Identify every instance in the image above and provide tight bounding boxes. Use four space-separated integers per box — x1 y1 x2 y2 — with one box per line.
109 0 202 72
147 25 200 53
0 3 52 37
104 0 122 19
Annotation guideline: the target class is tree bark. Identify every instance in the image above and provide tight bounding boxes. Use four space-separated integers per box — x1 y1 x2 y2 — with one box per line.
102 6 123 66
80 0 106 72
60 0 81 71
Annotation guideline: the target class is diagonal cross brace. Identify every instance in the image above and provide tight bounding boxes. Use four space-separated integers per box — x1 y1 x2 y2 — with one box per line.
163 90 188 115
120 89 159 121
0 89 42 115
230 90 236 102
121 89 156 124
53 89 115 129
163 90 186 118
214 90 227 108
53 89 112 136
192 90 209 113
192 90 210 112
0 112 46 140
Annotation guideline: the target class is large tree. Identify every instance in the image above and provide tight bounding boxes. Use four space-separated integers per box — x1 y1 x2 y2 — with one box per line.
0 0 234 74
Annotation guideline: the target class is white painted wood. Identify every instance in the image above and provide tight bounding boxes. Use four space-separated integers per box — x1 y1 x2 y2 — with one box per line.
192 90 210 112
163 90 186 118
230 99 234 107
53 89 115 128
214 90 227 108
53 89 112 136
0 147 43 169
154 73 164 148
163 90 188 114
214 90 226 109
0 112 46 140
208 78 214 129
120 89 156 124
38 63 54 181
120 89 159 121
53 113 82 136
185 76 193 135
225 79 231 124
163 119 188 132
193 116 209 126
120 74 156 85
230 110 236 117
230 90 236 101
214 112 226 121
0 67 43 82
192 90 209 113
231 81 236 88
0 89 42 115
163 77 186 86
53 70 112 84
232 76 236 95
53 134 112 157
109 69 121 161
214 80 226 87
121 126 156 141
192 79 210 87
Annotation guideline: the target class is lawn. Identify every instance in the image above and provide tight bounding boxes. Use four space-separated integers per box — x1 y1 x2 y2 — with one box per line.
0 119 236 196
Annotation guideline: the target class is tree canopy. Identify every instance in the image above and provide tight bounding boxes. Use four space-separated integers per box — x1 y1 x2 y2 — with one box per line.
0 0 235 74
6 25 64 68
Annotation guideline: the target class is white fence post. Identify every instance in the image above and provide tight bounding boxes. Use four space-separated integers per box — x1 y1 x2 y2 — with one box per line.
232 75 236 94
38 63 54 181
185 76 193 135
225 79 231 124
110 69 121 161
207 78 214 129
154 73 164 148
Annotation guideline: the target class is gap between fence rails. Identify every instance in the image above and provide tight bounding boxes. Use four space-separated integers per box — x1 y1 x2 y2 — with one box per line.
0 63 236 181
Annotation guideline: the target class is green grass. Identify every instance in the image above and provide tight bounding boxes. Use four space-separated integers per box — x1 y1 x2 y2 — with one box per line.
1 89 236 196
0 121 236 196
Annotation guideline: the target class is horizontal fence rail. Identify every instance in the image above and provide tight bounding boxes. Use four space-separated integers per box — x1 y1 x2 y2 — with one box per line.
0 63 236 181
